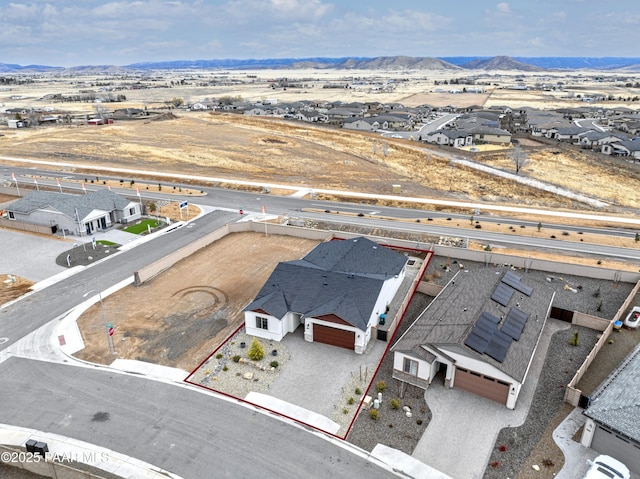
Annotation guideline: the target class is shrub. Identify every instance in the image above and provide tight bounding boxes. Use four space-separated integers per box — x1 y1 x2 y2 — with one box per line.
569 330 580 346
369 409 379 420
390 398 401 409
348 397 355 405
355 387 362 395
222 365 228 371
342 408 349 414
247 338 265 361
376 381 386 393
232 355 241 363
215 353 223 359
270 360 279 368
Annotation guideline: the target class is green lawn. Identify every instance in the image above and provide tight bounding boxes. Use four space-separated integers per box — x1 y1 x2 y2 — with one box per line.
123 219 164 234
96 240 118 246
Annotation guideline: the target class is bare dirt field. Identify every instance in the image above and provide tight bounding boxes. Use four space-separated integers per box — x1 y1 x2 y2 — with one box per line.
3 110 640 215
73 232 319 370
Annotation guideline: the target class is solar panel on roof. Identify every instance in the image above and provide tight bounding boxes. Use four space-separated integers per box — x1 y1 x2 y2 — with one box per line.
491 283 514 306
471 323 494 341
476 316 498 333
508 307 529 323
503 271 521 283
501 272 534 296
464 332 489 354
485 331 512 363
501 318 524 341
479 311 500 325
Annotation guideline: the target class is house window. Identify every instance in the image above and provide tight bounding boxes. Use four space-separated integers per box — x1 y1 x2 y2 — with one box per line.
403 358 418 376
129 207 135 215
255 316 268 330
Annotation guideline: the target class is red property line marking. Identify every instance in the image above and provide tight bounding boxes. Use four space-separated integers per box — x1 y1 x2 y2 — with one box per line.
185 247 435 441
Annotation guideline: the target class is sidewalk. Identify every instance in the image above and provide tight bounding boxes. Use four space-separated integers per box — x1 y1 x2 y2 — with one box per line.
0 424 183 479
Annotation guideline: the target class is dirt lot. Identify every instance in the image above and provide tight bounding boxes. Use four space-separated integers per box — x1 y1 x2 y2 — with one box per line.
74 232 319 370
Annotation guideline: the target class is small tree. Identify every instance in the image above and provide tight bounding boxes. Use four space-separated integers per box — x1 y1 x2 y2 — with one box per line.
635 232 640 243
537 222 542 232
248 338 265 361
509 145 529 174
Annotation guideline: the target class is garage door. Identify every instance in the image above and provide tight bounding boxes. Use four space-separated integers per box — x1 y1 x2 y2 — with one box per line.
454 368 509 405
592 425 640 474
313 324 355 350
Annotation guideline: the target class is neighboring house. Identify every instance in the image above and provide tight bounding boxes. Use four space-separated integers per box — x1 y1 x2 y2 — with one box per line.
581 343 640 474
602 139 640 159
468 126 512 144
578 131 627 149
5 189 141 236
548 126 592 142
426 130 472 147
243 237 408 354
391 267 554 409
295 109 326 123
342 117 383 131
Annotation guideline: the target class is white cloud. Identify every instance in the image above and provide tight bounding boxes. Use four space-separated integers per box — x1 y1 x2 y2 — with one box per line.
496 2 511 14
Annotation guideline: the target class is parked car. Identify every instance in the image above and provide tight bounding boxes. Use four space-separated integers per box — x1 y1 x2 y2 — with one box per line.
390 134 402 139
624 306 640 329
582 455 630 479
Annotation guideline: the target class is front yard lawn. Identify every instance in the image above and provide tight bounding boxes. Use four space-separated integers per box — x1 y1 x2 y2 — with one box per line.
123 219 164 234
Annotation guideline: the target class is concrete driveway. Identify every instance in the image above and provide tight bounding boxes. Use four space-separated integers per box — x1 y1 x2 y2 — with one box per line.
0 228 71 282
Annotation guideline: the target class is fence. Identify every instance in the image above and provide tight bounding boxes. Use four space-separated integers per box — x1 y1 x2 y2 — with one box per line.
0 217 55 235
564 278 640 406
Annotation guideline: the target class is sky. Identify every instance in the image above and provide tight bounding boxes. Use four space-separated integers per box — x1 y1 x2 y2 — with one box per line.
0 0 638 67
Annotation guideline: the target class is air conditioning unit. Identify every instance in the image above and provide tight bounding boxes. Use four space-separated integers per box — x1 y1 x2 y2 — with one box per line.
120 218 128 224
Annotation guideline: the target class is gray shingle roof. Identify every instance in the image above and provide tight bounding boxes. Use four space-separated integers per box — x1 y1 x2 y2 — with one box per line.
392 264 555 382
244 237 407 330
8 189 134 220
584 344 640 443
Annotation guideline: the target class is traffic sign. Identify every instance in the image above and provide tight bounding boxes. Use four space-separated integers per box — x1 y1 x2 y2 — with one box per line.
108 327 115 337
179 201 188 209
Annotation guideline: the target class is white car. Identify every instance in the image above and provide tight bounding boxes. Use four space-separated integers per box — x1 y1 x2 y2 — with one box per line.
624 306 640 329
582 455 630 479
390 134 402 139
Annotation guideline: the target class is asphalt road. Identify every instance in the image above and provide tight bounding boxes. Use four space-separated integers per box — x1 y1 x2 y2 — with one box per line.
0 357 395 479
0 208 398 478
0 210 241 354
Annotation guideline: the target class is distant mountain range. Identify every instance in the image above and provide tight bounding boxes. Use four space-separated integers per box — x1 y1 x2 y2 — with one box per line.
1 55 640 73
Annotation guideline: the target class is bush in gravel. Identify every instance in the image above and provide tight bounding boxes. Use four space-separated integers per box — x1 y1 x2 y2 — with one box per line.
369 409 379 420
355 387 362 395
215 353 223 359
376 381 386 393
270 360 279 368
390 398 401 409
232 355 241 363
248 338 265 361
348 397 355 405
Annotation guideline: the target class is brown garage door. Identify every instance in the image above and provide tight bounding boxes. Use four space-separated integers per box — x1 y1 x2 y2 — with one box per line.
454 368 510 405
313 324 355 350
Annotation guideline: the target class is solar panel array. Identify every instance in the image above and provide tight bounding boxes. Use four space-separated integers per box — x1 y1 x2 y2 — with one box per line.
491 283 514 306
501 271 534 296
465 272 534 363
500 307 529 341
464 311 511 363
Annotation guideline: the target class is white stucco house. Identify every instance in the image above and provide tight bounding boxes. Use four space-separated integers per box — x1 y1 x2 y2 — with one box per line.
243 237 408 354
